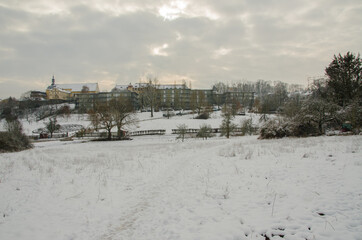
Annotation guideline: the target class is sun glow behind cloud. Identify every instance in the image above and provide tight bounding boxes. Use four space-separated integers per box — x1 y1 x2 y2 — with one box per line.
158 0 219 21
151 44 169 56
158 1 187 20
213 48 232 59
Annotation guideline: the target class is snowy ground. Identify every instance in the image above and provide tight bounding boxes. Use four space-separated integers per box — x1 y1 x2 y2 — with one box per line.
0 134 361 240
1 110 263 136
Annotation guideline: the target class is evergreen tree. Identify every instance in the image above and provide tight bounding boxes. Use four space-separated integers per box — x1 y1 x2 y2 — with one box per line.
220 105 237 138
325 52 361 107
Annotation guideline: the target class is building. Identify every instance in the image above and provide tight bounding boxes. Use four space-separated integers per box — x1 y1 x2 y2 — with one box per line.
75 91 139 112
20 91 47 101
224 91 255 109
157 84 191 110
66 79 254 112
46 76 100 100
112 84 134 92
114 82 254 111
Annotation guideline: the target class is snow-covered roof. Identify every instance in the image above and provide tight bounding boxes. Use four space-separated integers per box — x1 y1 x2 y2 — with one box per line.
54 83 99 92
133 83 189 90
113 85 131 91
133 83 148 88
55 88 72 94
157 84 188 90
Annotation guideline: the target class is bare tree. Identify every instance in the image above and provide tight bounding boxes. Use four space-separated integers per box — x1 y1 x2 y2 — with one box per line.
176 124 188 142
109 96 137 139
174 89 181 111
88 109 100 132
93 103 114 140
45 117 60 138
143 77 159 117
196 91 206 114
190 91 197 113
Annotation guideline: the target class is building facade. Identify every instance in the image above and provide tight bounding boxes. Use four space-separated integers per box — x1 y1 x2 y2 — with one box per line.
75 91 139 112
46 76 99 100
44 77 254 112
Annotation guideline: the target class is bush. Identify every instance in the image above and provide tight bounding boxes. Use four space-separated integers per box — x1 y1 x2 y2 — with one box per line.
0 119 33 153
176 124 188 142
340 99 361 134
56 105 71 117
259 116 323 139
241 118 257 136
197 124 213 139
0 131 32 153
288 118 320 137
195 112 209 119
259 118 290 139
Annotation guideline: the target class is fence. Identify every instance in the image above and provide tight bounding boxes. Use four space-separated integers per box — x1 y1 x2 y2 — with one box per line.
81 129 166 138
129 129 166 136
172 128 245 134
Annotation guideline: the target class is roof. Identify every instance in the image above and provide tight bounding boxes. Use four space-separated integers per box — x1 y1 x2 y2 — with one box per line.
113 85 131 91
133 83 189 90
54 83 99 92
157 84 188 90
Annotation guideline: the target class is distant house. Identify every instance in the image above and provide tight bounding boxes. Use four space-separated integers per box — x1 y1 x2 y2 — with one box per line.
46 76 99 100
20 91 47 101
112 84 134 92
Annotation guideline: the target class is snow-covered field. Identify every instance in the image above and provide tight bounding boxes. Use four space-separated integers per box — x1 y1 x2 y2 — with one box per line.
1 110 261 136
0 133 361 240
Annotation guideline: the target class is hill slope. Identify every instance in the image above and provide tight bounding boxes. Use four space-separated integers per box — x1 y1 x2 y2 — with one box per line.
0 135 361 240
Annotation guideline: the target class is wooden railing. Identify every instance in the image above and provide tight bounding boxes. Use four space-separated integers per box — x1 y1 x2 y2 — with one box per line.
129 130 166 136
172 128 245 134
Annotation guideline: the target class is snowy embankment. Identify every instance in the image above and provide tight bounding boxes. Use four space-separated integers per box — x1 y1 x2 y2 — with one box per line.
0 135 361 240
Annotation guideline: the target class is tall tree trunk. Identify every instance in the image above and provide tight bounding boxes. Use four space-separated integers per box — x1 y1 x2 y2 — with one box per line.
117 124 123 139
107 129 112 140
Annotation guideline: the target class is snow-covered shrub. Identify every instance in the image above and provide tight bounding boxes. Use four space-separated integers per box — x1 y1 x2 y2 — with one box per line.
288 115 320 137
339 99 361 134
176 124 188 142
197 124 213 139
240 118 257 136
56 105 72 118
260 114 329 139
0 120 32 152
259 118 290 139
195 112 209 119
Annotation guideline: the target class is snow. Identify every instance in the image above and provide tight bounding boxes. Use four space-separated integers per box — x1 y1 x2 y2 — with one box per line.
1 110 261 136
113 85 131 91
53 83 99 92
0 120 361 240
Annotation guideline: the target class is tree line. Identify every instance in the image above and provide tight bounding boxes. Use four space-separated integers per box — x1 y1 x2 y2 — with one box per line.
260 52 361 138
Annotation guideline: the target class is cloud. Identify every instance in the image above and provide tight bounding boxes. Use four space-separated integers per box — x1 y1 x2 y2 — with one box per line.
151 43 169 56
213 47 232 59
0 0 361 98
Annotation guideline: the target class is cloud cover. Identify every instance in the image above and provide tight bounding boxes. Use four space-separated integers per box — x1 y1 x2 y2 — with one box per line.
0 0 361 98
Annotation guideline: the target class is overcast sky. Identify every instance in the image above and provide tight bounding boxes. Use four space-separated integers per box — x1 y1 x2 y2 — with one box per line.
0 0 361 99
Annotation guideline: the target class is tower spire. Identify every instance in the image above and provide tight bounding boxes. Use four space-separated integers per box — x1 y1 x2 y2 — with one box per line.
52 75 55 86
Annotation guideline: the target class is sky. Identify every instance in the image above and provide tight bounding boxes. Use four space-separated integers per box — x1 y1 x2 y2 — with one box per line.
0 0 361 99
